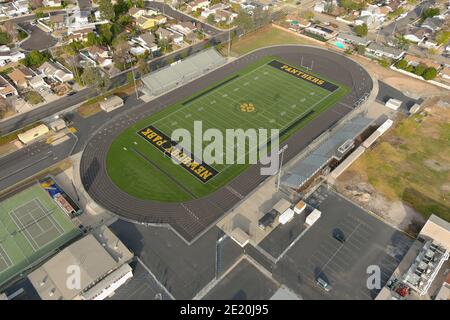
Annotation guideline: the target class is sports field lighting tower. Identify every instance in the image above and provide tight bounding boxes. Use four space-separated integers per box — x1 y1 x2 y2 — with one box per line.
276 144 288 192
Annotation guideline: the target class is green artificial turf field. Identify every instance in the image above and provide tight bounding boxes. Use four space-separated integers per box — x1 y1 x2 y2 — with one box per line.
106 56 349 202
0 184 80 287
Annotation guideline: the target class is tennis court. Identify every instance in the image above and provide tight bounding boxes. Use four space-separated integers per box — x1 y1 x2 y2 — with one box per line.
0 184 80 288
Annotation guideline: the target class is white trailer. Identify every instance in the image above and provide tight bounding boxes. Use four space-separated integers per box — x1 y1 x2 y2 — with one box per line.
306 209 321 227
278 208 295 225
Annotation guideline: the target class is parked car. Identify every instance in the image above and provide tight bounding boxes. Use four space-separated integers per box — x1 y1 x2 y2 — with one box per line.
316 277 332 292
333 231 345 243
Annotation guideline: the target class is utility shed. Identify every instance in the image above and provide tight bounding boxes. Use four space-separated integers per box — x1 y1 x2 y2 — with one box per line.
385 98 402 110
99 95 124 112
49 118 66 131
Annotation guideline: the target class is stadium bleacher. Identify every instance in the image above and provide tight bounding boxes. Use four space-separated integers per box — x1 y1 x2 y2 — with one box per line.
140 48 226 97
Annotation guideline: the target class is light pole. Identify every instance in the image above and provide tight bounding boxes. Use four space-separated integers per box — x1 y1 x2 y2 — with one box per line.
127 56 139 100
276 144 288 192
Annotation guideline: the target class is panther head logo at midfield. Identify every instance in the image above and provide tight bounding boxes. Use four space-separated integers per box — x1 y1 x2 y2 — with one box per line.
240 103 256 113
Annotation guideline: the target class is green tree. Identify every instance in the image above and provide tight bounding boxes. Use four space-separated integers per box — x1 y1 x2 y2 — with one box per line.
207 14 216 25
99 0 115 21
379 59 391 68
98 24 113 45
80 66 109 92
435 30 450 45
356 45 366 55
136 56 149 76
354 24 368 37
135 0 144 8
395 59 408 69
158 38 171 54
86 32 100 46
414 64 427 76
114 0 130 17
24 50 49 67
35 11 45 20
302 10 314 21
422 7 440 19
234 9 254 32
118 15 133 27
81 66 101 87
422 67 437 80
0 32 11 45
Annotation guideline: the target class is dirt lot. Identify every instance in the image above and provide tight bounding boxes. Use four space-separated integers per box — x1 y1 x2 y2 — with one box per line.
336 96 450 235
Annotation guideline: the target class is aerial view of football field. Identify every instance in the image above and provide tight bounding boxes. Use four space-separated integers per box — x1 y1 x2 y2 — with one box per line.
106 56 349 202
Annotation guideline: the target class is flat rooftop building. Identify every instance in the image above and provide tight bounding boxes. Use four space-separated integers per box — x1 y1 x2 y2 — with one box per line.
28 226 133 300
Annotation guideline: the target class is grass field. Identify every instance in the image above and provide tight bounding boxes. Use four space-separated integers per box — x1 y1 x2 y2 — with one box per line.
0 184 80 287
342 104 450 222
229 25 314 56
106 56 348 202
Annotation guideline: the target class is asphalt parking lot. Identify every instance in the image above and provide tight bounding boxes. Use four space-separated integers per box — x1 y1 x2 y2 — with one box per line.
109 222 243 299
109 260 173 300
272 185 414 300
377 81 422 112
204 259 279 300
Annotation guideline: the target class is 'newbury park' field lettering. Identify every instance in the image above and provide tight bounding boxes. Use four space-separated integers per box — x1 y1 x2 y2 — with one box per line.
138 125 219 183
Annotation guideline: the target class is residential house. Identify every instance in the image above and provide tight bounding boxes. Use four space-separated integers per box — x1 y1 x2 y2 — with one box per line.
420 34 441 49
422 17 444 32
7 67 35 89
336 33 371 47
11 0 29 15
286 16 312 28
136 15 167 30
43 0 62 6
0 3 17 17
67 26 95 42
385 0 402 12
170 24 194 38
48 14 66 30
132 32 159 53
187 0 210 12
85 46 113 68
128 7 158 19
38 61 74 83
29 75 48 89
404 27 429 44
0 75 18 98
0 46 25 67
214 9 237 24
314 1 326 13
201 3 228 18
156 27 184 45
305 25 338 40
366 42 404 60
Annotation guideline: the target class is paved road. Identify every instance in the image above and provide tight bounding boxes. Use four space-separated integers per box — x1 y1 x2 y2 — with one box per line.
378 0 435 39
0 134 77 192
145 1 222 36
19 22 58 51
77 0 92 10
